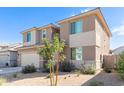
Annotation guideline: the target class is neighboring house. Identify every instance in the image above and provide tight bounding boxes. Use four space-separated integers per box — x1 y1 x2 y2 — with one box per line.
18 8 112 70
0 43 22 67
18 24 59 68
112 46 124 55
58 8 112 69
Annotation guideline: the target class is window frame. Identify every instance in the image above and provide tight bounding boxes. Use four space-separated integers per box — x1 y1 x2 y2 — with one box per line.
41 29 47 39
70 20 83 34
26 32 31 42
71 47 83 60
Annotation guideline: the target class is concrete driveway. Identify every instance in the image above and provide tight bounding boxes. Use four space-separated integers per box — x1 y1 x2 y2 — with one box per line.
0 67 22 75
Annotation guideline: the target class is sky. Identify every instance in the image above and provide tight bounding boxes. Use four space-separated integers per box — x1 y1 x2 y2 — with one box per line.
0 7 124 49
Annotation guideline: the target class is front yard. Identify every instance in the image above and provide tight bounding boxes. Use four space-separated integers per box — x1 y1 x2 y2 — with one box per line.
1 70 124 86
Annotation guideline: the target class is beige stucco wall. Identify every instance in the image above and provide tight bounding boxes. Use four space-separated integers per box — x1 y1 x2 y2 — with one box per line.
60 22 70 44
23 33 27 43
38 28 49 43
60 15 97 69
23 27 59 46
70 46 96 69
60 14 110 70
21 26 59 69
31 30 37 45
83 15 95 32
95 16 110 69
69 31 96 47
47 28 53 42
35 30 41 44
60 15 96 44
23 30 37 46
95 17 110 60
64 46 70 62
83 46 95 60
39 27 59 43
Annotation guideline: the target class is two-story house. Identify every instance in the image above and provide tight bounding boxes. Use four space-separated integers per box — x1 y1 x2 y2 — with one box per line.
18 8 112 70
18 24 59 68
58 8 112 69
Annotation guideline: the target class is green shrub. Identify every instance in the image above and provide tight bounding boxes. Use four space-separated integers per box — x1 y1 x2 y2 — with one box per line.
60 62 75 72
22 65 36 74
43 61 76 73
80 64 95 75
13 73 17 78
119 73 124 80
116 52 124 73
42 62 56 73
42 63 50 73
115 52 124 81
82 68 95 74
0 77 6 86
89 80 104 86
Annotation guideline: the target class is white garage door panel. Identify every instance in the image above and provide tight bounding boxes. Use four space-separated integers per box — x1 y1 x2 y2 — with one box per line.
0 54 9 66
21 53 40 68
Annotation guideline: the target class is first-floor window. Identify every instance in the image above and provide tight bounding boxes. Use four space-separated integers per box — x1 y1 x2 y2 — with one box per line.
71 47 83 60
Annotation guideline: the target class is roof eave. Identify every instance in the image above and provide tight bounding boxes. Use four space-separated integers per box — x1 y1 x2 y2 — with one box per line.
57 8 98 24
20 27 37 34
57 8 112 37
20 23 59 34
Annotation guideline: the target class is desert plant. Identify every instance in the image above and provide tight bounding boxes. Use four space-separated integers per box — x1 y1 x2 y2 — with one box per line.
60 62 75 72
42 62 51 73
43 62 57 73
89 80 104 86
80 64 95 75
13 73 17 78
22 65 36 74
115 52 124 80
119 73 124 80
37 33 65 86
0 77 6 86
116 52 124 73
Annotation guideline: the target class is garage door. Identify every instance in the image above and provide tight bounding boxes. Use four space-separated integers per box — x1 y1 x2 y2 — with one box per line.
0 54 9 67
21 52 40 68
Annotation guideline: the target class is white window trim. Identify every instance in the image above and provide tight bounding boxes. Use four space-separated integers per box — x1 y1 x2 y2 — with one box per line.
41 29 47 39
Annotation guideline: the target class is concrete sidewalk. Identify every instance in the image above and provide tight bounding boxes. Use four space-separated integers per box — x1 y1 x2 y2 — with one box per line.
0 67 22 75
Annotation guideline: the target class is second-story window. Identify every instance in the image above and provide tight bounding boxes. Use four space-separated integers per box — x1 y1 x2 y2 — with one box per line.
27 32 31 42
41 30 47 39
70 20 82 34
